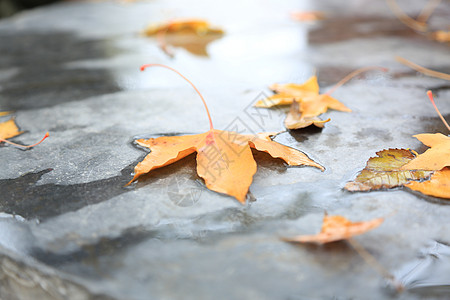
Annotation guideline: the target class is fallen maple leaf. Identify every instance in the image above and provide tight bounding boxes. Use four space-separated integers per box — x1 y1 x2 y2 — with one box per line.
345 149 433 192
401 91 450 198
143 19 224 57
282 214 384 244
255 67 386 129
347 91 449 199
255 74 350 129
290 11 325 22
129 64 324 203
254 75 319 108
144 19 224 36
0 118 24 141
432 30 450 42
405 167 450 199
284 100 330 129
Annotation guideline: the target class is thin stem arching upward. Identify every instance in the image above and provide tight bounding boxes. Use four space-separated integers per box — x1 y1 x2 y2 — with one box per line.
427 90 450 132
325 66 388 96
0 132 49 148
385 0 428 32
396 56 450 81
140 64 214 130
417 0 441 24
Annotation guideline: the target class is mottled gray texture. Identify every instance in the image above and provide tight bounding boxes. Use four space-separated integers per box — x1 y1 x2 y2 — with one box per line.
0 0 449 299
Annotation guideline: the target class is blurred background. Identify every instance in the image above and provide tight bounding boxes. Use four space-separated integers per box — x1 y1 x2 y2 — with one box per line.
0 0 57 18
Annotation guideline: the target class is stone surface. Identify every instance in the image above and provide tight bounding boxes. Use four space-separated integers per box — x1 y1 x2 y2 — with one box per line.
0 0 449 299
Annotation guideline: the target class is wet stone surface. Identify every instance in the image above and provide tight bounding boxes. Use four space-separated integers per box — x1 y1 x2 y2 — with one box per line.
0 0 449 299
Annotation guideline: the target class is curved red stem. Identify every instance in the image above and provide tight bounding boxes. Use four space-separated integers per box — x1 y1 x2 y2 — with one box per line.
427 90 450 132
326 66 389 95
1 132 49 148
140 64 214 130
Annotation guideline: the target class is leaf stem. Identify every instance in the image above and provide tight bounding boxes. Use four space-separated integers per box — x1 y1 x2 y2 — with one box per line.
140 64 214 130
348 238 404 292
325 66 388 96
396 56 450 81
427 90 450 132
417 0 441 24
385 0 428 32
156 29 174 58
0 132 49 148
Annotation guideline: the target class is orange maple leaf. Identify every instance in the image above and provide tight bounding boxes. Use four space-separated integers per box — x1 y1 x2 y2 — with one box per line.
290 11 325 22
255 74 350 129
432 30 450 43
143 19 224 57
254 76 319 108
0 113 49 149
0 118 24 141
402 91 450 171
284 100 330 129
255 67 386 129
282 214 384 244
254 75 318 108
144 19 223 36
129 65 324 203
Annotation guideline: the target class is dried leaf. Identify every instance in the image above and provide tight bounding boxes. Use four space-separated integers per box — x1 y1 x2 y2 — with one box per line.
284 100 330 129
432 30 450 42
130 129 324 203
254 76 319 108
144 19 224 36
299 93 351 118
282 92 350 129
0 111 12 117
143 19 224 57
283 214 384 244
255 75 350 129
0 118 24 141
401 133 450 171
345 149 433 191
290 11 325 22
405 167 450 199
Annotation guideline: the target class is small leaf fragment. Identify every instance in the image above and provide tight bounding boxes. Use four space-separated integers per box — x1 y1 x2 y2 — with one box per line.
432 30 450 43
345 149 434 191
0 118 24 141
290 11 325 22
283 214 384 244
405 167 450 199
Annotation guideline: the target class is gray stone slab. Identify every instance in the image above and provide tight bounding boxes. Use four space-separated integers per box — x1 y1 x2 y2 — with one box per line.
0 0 449 299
